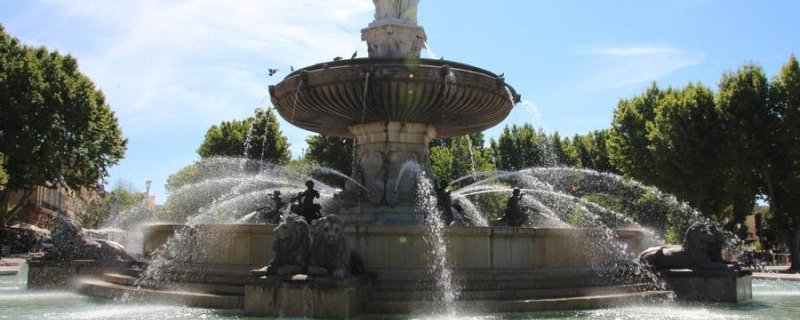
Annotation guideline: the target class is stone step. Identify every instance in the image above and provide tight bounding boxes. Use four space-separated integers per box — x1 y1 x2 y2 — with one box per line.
369 267 626 283
373 277 603 291
102 273 245 295
76 278 244 309
369 283 653 301
0 266 20 276
364 290 674 314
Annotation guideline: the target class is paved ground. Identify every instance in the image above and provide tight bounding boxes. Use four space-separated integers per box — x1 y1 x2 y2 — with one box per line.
0 257 25 276
753 265 800 281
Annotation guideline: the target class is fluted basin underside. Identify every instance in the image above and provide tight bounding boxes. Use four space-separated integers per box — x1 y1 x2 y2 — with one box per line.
269 58 520 138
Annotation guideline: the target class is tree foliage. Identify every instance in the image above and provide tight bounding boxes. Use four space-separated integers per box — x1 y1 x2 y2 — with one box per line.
571 130 615 173
764 55 800 269
0 25 126 224
430 134 494 182
77 180 144 229
165 162 201 193
0 152 8 191
197 107 290 164
715 64 771 229
304 134 355 176
649 83 727 217
608 84 661 185
491 124 554 170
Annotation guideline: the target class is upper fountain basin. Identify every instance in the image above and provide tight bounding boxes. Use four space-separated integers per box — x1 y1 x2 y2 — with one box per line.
269 58 521 138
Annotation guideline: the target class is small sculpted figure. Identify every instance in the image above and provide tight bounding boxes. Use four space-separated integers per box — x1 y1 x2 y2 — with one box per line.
262 190 285 224
292 180 322 223
497 188 528 227
434 180 455 225
639 222 737 270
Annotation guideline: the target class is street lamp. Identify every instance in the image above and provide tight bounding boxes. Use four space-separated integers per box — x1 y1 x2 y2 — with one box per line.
144 180 152 217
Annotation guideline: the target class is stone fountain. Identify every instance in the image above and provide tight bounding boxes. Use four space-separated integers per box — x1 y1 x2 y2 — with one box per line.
71 1 753 318
269 0 518 224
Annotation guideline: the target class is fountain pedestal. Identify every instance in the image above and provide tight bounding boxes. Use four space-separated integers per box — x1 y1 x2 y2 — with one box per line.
346 121 435 212
244 275 370 319
657 269 752 303
361 23 426 59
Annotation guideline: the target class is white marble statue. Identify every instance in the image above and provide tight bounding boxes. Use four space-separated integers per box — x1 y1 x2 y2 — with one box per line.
373 0 419 25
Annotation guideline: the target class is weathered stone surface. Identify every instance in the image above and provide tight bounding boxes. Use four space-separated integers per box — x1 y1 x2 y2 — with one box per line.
269 59 519 139
657 269 752 303
27 259 130 289
244 275 370 319
640 223 737 270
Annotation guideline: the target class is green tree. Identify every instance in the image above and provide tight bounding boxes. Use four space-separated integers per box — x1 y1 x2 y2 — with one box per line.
0 25 127 224
165 162 201 193
197 107 290 164
197 119 250 158
572 134 594 169
549 132 578 167
303 134 355 186
77 180 144 228
715 64 771 230
608 84 662 185
589 130 615 173
430 135 494 182
0 152 8 191
491 124 550 170
765 55 800 270
248 108 291 164
648 83 727 217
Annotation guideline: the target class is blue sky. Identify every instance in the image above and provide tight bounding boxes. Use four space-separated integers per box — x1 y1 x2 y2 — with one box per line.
1 0 798 204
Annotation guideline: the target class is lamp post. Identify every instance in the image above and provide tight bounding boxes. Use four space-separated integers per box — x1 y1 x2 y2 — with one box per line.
145 180 152 218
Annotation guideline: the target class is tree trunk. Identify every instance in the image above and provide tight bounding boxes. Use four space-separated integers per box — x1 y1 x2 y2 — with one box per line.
1 189 33 226
789 224 800 271
0 190 8 223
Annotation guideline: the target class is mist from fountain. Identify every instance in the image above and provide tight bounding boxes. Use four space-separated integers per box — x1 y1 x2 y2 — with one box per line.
122 152 737 311
125 157 347 293
409 163 461 317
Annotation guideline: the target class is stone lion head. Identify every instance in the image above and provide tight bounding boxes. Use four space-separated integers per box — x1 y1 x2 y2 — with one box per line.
267 214 310 275
683 222 725 262
274 213 310 241
312 214 345 244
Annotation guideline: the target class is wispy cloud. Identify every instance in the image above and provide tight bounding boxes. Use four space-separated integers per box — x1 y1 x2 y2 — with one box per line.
41 0 373 129
580 45 705 88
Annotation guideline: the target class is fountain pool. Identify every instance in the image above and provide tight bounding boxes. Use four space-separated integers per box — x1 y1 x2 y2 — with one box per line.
1 273 798 319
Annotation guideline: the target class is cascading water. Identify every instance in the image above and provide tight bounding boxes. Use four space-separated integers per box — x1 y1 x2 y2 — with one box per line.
410 162 461 317
124 157 350 296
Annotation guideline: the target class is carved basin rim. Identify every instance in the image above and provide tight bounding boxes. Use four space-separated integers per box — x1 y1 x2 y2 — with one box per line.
269 58 521 138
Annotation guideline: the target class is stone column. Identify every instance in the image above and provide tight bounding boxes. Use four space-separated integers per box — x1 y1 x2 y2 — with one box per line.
362 0 426 58
348 121 436 208
361 24 426 59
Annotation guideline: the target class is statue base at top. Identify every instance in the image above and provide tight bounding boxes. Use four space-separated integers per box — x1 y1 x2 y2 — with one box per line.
361 23 426 59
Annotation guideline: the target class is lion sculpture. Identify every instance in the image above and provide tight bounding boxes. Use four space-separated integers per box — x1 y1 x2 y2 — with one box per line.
264 214 310 276
308 215 363 279
639 222 736 270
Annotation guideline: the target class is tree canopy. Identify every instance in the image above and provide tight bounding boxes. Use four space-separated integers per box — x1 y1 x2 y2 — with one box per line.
430 134 494 182
197 107 290 164
0 152 8 191
0 25 126 224
764 55 800 269
78 180 145 229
